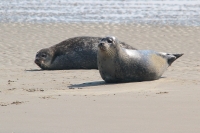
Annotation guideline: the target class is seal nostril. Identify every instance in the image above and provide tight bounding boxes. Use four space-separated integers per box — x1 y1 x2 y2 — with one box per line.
35 59 40 64
100 43 105 46
98 43 103 47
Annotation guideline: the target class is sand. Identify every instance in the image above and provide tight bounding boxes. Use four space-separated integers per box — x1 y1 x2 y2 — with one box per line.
0 23 200 133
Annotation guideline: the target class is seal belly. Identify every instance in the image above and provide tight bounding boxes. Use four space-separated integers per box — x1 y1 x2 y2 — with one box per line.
119 50 167 81
148 54 168 79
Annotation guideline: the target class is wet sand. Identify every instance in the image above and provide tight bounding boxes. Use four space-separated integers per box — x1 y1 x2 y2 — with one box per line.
0 23 200 133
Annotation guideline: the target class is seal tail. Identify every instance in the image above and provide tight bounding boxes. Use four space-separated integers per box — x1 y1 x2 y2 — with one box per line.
168 53 184 66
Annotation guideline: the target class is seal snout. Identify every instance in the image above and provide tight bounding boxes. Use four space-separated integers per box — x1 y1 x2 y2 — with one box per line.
98 42 107 51
34 54 42 66
98 42 104 47
34 58 41 65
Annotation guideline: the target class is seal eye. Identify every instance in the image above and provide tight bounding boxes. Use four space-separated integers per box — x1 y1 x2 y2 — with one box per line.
41 54 46 58
107 38 113 43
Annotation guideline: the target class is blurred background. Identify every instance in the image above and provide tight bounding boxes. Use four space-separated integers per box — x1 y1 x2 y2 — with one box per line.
1 0 200 26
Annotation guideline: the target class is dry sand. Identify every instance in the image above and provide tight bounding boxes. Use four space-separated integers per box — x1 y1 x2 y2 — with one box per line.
0 23 200 133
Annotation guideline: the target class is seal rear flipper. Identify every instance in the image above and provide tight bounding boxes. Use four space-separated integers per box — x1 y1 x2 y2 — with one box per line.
167 53 184 66
173 53 184 59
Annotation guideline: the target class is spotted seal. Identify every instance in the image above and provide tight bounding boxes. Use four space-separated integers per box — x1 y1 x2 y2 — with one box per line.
35 36 136 70
97 36 183 83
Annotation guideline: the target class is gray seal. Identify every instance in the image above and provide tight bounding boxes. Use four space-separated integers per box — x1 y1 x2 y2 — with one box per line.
97 36 183 83
35 36 136 70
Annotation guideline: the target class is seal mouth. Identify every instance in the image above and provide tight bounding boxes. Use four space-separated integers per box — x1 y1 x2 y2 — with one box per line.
35 59 41 67
98 43 107 51
99 46 107 51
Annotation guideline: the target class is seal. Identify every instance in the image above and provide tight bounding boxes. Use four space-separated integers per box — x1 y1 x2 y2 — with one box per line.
35 36 136 70
97 36 183 83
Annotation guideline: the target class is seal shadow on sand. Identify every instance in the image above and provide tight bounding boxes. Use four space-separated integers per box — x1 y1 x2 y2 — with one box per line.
68 81 106 88
24 69 167 88
68 77 167 89
25 69 45 71
25 69 71 71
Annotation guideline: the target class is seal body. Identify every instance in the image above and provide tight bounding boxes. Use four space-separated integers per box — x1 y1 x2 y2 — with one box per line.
35 36 136 70
97 36 183 83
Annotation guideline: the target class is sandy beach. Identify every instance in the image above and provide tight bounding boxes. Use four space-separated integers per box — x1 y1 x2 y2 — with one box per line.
0 23 200 133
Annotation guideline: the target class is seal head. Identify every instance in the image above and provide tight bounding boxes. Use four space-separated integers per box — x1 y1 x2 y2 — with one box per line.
35 48 55 70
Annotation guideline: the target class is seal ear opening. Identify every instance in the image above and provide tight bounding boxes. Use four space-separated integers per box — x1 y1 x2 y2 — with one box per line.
168 53 184 65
